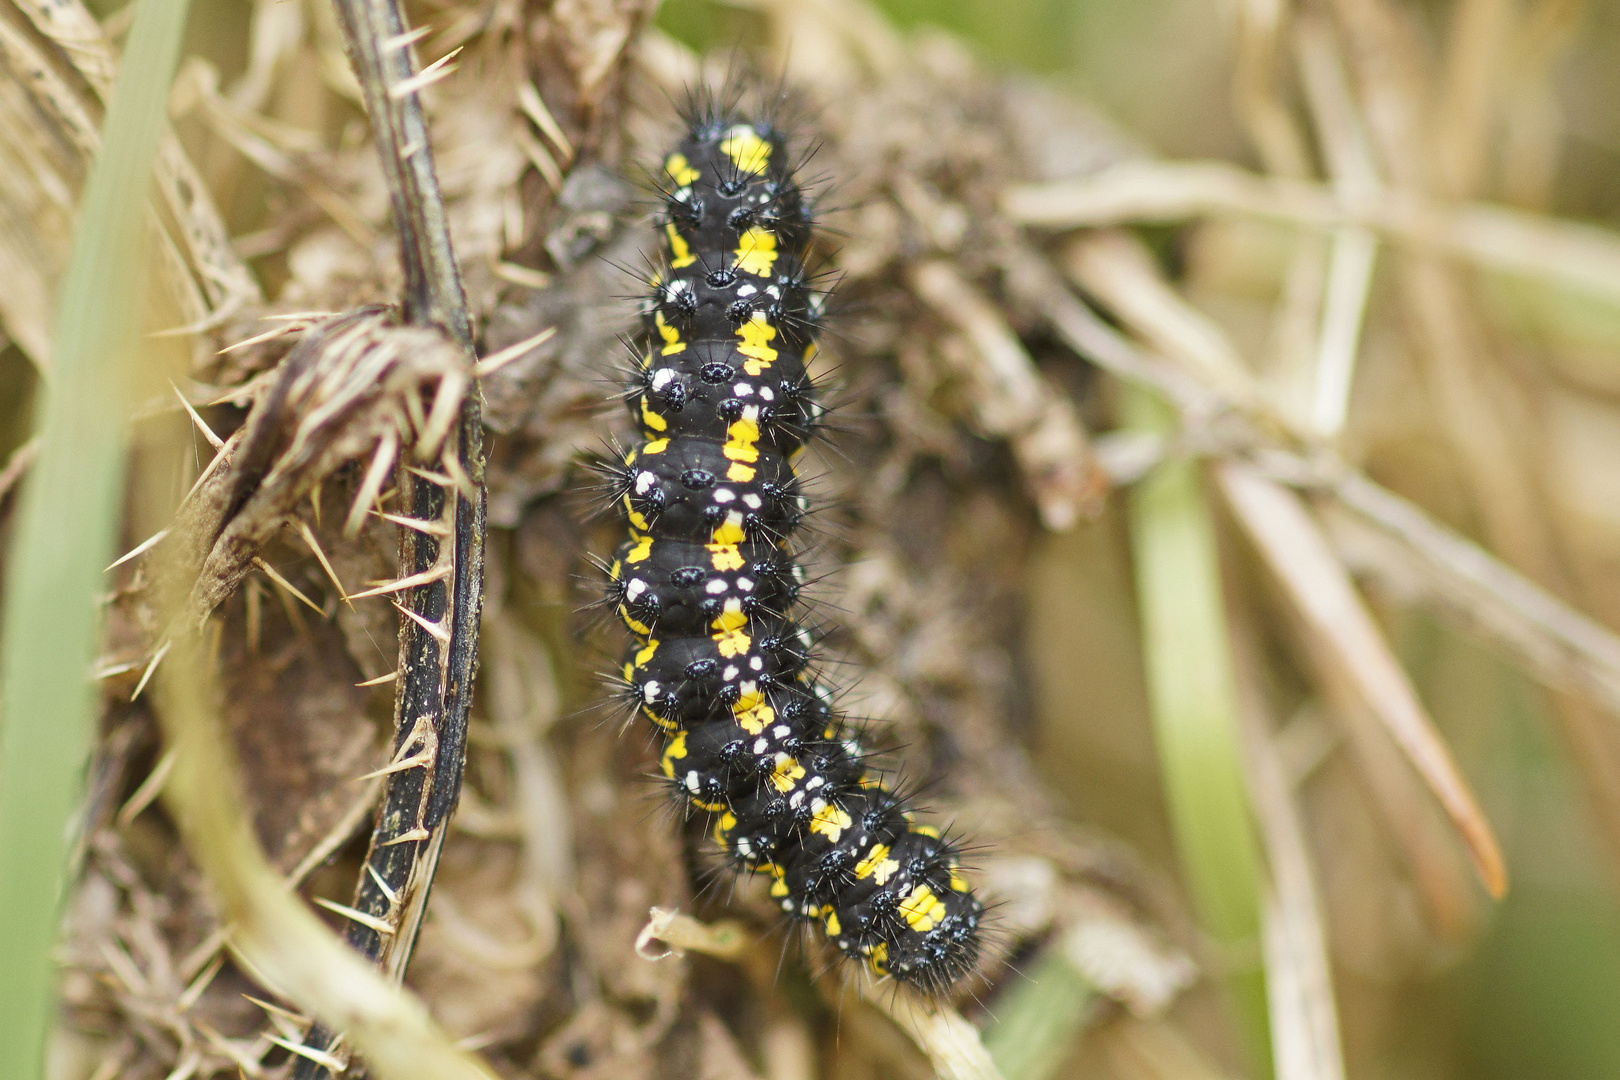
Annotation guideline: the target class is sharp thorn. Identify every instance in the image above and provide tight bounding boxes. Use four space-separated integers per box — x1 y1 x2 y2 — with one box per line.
105 528 171 572
252 557 324 615
131 640 172 702
312 897 396 935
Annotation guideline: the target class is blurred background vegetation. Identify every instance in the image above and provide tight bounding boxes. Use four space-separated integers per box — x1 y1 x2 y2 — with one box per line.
657 1 1620 1077
7 0 1620 1078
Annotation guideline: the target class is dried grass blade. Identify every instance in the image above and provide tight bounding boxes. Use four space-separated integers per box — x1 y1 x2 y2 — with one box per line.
1322 473 1620 720
154 636 498 1080
876 994 1007 1080
1217 461 1507 898
1064 232 1262 409
1005 161 1620 309
1231 620 1348 1080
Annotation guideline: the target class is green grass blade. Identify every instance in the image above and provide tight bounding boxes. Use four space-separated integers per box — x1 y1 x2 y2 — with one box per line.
982 942 1097 1080
0 0 194 1074
1123 385 1270 1071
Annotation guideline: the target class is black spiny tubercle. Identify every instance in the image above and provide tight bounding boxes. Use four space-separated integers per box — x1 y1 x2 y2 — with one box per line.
602 97 984 995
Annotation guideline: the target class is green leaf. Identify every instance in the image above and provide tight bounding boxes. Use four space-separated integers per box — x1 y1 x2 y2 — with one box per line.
0 0 195 1073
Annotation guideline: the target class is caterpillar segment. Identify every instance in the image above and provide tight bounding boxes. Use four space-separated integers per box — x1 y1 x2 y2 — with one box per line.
607 108 984 993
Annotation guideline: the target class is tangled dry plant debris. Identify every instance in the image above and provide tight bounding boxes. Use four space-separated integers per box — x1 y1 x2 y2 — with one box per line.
7 0 1620 1077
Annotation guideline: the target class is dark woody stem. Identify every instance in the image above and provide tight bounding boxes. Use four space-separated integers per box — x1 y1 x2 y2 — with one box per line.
292 0 484 1076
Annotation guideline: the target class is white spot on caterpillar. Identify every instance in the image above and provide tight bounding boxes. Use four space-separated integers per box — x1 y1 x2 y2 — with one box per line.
735 382 755 396
705 579 728 594
713 488 736 504
651 369 676 391
642 681 661 703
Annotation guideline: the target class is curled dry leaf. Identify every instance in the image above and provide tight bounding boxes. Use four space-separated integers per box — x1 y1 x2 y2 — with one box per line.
175 308 470 626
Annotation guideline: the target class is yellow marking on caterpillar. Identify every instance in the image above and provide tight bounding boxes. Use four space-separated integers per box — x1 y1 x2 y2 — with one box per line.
824 909 841 936
811 803 851 843
804 341 818 364
623 660 634 682
623 492 649 533
711 607 749 633
734 702 774 735
655 310 687 355
734 227 778 277
737 313 779 373
714 811 737 844
855 844 898 885
640 395 668 432
620 606 652 635
714 628 751 657
661 730 688 779
726 462 756 483
913 825 940 839
642 438 669 455
723 415 761 464
951 871 969 893
641 349 656 369
627 535 654 563
665 153 700 186
770 756 806 793
644 705 678 732
899 884 948 933
768 862 791 898
711 513 746 545
609 558 623 582
707 544 744 571
665 222 696 268
634 639 660 666
721 125 771 174
866 942 889 974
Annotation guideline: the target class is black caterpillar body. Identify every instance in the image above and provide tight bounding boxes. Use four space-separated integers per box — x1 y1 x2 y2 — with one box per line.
603 105 984 993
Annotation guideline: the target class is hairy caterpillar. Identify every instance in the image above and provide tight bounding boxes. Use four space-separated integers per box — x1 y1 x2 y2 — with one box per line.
601 98 984 993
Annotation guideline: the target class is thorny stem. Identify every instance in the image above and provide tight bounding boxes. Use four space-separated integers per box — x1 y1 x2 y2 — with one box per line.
295 0 485 1076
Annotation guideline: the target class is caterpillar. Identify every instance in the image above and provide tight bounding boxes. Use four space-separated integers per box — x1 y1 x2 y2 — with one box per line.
601 99 985 994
